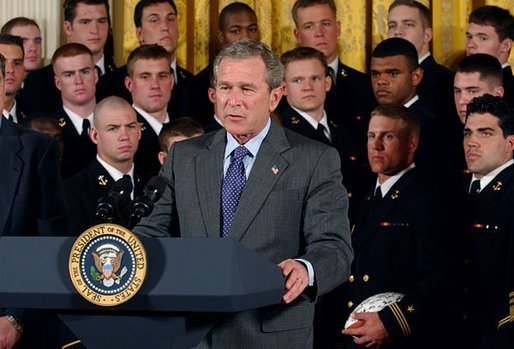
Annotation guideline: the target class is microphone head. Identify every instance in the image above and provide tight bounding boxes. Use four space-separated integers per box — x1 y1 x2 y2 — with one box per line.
96 176 133 221
143 176 166 202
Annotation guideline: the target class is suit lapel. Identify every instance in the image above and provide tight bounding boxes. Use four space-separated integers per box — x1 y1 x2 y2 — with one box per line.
0 120 23 235
229 122 290 241
196 131 225 237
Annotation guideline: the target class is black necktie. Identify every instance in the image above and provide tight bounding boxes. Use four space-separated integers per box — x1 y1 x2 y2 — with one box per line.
95 65 103 77
123 174 133 198
7 114 13 122
375 186 383 199
328 66 336 86
81 119 90 139
469 179 481 196
314 124 330 145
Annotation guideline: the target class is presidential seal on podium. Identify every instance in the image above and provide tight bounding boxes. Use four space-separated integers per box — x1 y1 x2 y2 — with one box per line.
68 224 147 306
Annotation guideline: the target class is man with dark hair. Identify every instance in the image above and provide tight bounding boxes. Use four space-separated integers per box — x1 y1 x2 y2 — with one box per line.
462 94 514 348
0 35 26 123
0 51 68 349
291 0 376 138
342 104 455 349
370 37 456 174
134 40 353 349
387 0 454 119
185 2 260 128
1 17 42 77
454 53 504 124
98 0 193 119
21 0 113 115
51 43 98 178
466 6 514 105
158 116 204 165
125 44 173 182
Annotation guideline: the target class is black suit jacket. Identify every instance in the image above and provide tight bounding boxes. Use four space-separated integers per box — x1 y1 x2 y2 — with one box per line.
182 63 213 127
325 60 377 140
463 165 514 348
343 167 456 349
96 63 194 118
278 105 360 195
418 55 455 120
20 56 116 115
0 118 67 347
409 98 461 181
64 159 143 235
53 107 97 179
133 111 163 183
502 66 514 107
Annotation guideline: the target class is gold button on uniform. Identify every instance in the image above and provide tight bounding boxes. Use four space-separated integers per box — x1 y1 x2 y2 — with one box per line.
348 301 353 308
363 274 370 282
349 275 354 283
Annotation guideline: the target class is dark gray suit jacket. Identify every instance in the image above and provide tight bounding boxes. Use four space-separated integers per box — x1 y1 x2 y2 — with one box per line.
135 120 353 348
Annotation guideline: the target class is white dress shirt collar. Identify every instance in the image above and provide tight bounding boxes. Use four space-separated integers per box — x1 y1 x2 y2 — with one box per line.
133 104 170 135
63 105 94 135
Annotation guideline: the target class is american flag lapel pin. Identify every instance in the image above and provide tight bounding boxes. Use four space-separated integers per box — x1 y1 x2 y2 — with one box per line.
271 165 279 175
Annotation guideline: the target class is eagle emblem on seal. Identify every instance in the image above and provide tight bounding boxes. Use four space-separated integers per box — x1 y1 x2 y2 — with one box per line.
91 244 127 287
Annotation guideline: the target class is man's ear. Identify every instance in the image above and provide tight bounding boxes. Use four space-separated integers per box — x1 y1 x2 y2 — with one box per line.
158 151 167 166
423 27 433 45
125 76 133 93
90 127 99 145
63 21 73 37
412 66 424 87
135 27 144 45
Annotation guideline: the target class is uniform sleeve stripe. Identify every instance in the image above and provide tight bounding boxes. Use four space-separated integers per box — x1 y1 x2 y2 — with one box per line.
62 340 82 349
498 316 511 329
388 302 411 336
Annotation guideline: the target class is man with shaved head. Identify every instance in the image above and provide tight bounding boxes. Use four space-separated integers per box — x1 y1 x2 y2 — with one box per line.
63 96 143 236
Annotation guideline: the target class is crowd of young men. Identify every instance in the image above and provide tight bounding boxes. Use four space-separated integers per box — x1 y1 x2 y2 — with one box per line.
0 0 513 348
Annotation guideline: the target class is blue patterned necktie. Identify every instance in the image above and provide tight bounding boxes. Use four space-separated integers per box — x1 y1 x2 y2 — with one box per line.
221 146 250 238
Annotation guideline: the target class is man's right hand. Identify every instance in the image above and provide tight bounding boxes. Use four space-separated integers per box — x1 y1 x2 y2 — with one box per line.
0 316 21 349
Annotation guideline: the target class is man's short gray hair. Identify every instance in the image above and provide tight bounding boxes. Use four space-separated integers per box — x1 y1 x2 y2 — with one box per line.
211 40 284 90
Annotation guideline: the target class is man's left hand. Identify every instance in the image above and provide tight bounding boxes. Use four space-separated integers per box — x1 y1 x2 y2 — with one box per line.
278 259 308 304
342 312 389 348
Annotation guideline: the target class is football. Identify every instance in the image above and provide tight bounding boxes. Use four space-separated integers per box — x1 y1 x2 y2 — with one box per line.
344 292 405 329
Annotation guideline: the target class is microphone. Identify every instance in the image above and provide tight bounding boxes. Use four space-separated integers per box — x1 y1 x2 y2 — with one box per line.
127 176 166 229
96 175 133 222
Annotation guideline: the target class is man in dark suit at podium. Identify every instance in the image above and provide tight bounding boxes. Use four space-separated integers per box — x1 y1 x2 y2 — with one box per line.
0 53 67 349
135 40 353 349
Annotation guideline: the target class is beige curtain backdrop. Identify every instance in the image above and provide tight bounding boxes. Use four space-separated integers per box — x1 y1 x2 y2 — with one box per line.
118 0 514 74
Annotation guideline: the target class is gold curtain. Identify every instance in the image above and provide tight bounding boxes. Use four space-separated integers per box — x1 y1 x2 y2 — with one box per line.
118 0 514 74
